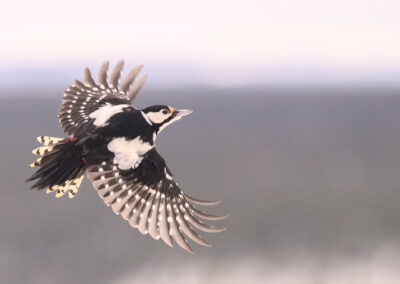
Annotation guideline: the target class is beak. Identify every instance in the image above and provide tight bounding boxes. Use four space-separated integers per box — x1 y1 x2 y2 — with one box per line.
173 109 193 120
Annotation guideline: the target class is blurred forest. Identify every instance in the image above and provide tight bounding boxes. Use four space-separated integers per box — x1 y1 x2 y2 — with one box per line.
1 87 400 283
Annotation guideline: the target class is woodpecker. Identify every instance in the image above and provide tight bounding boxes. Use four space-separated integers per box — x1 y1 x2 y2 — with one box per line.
27 61 227 253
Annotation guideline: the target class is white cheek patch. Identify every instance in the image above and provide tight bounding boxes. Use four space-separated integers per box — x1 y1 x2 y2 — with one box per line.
89 104 130 127
107 137 153 170
146 111 170 124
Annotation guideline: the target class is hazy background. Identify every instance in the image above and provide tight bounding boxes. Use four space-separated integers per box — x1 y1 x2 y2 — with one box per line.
1 1 400 283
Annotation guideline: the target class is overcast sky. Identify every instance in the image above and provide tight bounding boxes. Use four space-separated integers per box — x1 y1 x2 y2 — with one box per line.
1 0 399 86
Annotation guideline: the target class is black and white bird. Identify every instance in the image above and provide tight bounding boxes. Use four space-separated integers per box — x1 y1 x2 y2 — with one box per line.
27 61 227 253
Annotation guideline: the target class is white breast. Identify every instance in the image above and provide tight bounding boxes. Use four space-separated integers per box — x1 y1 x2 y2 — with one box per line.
89 104 130 127
107 137 153 170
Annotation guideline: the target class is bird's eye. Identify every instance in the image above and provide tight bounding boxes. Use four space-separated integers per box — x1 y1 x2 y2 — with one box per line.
162 109 169 115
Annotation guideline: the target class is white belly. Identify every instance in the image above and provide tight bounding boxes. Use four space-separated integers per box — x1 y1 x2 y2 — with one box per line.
107 137 153 170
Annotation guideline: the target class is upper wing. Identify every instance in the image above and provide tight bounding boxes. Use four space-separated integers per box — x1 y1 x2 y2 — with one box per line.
86 148 227 253
58 61 147 137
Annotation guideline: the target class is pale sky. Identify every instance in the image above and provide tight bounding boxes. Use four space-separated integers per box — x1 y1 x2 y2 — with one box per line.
1 0 400 86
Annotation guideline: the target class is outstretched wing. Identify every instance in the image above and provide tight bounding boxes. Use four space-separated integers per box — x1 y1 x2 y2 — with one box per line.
58 61 147 137
86 148 227 253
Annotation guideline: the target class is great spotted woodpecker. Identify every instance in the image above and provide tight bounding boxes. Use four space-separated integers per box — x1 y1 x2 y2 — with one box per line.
27 61 227 253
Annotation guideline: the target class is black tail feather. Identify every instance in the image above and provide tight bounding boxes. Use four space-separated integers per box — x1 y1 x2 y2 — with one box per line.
27 138 86 190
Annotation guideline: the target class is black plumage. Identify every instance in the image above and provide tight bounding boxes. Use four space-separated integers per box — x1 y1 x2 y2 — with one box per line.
27 61 227 253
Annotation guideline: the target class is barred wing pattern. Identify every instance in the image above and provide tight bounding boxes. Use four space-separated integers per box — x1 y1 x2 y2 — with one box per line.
86 149 227 253
58 61 147 137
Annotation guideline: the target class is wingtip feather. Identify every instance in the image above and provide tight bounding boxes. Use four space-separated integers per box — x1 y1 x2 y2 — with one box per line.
184 194 222 206
128 75 148 101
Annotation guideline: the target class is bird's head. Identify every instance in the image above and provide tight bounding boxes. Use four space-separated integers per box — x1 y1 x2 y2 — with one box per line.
141 105 193 133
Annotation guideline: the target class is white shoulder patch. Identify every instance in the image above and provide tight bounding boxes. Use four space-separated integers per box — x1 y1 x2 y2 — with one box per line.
89 104 130 127
107 137 153 170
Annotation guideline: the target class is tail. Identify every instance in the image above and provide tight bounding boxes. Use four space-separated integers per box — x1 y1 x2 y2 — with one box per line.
27 136 86 198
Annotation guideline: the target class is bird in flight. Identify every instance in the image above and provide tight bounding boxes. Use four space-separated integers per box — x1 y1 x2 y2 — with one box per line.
27 61 227 253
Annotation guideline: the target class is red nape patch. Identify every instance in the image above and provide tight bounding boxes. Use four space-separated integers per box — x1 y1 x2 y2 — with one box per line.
82 158 86 164
68 138 77 142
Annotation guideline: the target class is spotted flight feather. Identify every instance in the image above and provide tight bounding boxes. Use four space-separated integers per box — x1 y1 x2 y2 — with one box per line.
58 60 147 138
86 149 227 253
